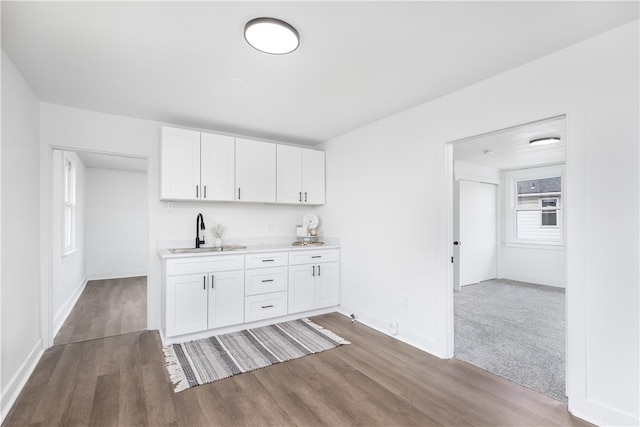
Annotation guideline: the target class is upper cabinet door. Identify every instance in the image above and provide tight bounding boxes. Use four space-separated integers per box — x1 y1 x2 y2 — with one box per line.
303 149 326 205
235 138 276 203
276 145 303 203
201 132 235 201
160 127 201 201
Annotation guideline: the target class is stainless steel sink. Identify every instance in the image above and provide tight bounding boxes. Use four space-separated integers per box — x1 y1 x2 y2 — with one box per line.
169 247 235 254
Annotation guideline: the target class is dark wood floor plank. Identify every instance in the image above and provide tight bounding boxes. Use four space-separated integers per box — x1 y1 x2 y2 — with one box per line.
54 277 147 346
4 312 593 427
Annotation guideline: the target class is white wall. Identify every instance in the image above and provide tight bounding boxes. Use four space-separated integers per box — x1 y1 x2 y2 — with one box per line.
1 50 42 421
85 168 148 280
499 165 566 287
317 21 638 426
50 150 86 335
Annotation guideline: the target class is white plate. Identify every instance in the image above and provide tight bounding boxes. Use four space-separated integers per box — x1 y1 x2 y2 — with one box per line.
303 213 319 229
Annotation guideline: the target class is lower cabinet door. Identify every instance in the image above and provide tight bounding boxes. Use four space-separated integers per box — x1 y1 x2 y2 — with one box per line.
288 265 315 314
167 273 208 337
316 262 340 308
208 270 245 329
245 291 287 322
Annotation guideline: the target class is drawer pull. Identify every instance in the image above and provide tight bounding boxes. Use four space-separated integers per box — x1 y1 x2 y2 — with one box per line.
312 265 315 277
261 305 274 309
261 279 274 283
318 265 321 276
262 259 274 262
311 255 322 259
203 276 206 290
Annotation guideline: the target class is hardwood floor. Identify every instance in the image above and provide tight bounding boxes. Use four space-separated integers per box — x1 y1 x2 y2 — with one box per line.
53 276 147 346
4 312 591 426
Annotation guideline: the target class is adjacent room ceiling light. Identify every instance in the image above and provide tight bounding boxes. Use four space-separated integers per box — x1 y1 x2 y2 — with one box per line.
529 137 561 146
244 17 299 55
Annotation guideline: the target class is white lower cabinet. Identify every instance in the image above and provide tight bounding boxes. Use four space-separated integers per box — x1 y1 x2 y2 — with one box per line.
245 291 288 322
288 249 340 314
163 248 339 340
208 270 245 329
165 255 245 337
244 252 289 322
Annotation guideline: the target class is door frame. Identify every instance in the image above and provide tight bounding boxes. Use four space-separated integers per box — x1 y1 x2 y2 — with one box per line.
444 114 569 398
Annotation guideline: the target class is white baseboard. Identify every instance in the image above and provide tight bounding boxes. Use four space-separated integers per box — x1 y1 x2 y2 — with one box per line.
570 398 639 426
1 339 43 424
86 270 147 281
500 272 565 288
337 304 445 358
53 276 87 336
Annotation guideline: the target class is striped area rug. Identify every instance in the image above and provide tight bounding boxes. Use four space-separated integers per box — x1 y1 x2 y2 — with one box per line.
163 318 350 392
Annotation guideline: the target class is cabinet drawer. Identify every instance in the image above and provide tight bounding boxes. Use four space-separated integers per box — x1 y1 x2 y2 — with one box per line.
289 249 339 265
245 266 288 296
166 255 244 276
245 252 288 269
245 291 287 322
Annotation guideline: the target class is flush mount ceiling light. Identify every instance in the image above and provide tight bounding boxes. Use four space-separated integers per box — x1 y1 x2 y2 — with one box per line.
244 17 299 55
529 137 561 146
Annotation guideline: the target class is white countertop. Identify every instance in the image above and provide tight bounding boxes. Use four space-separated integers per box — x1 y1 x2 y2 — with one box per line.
157 242 340 259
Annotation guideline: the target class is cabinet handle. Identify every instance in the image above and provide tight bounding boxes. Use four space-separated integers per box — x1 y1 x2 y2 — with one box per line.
318 265 321 276
203 275 206 290
299 192 302 202
238 188 241 200
312 265 315 277
211 275 215 289
196 185 199 198
261 305 274 309
204 185 207 199
311 255 322 259
304 192 308 202
262 259 274 262
261 279 274 283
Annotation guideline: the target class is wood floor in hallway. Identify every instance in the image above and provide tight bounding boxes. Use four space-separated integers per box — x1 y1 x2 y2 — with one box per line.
53 276 147 346
4 312 592 427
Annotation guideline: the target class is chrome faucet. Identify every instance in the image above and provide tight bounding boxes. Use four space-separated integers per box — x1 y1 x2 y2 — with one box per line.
195 213 206 248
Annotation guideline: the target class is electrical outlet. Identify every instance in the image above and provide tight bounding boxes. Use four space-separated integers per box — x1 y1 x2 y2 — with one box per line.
390 321 398 335
402 295 409 308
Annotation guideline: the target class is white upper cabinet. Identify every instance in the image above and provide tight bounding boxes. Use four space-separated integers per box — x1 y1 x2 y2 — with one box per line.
302 149 326 205
276 146 325 205
201 132 235 201
160 127 201 200
235 138 276 203
276 145 304 203
161 127 324 205
160 127 234 201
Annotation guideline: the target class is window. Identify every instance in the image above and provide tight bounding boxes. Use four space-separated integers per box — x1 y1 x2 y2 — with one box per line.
63 154 76 255
514 176 562 243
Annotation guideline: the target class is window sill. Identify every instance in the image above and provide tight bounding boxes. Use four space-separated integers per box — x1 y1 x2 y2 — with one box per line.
503 241 565 251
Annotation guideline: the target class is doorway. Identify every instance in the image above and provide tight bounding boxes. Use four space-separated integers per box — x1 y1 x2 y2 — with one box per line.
448 115 568 402
49 148 148 346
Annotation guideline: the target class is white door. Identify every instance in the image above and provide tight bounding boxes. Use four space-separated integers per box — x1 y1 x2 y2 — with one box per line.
208 270 244 329
315 262 339 308
288 265 315 314
276 145 303 203
201 132 235 201
160 127 201 200
302 149 326 205
166 273 208 336
456 180 497 287
235 138 276 202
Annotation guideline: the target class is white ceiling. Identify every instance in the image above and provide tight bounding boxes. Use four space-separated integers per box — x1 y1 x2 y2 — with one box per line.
2 2 638 146
453 115 566 170
76 151 148 172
